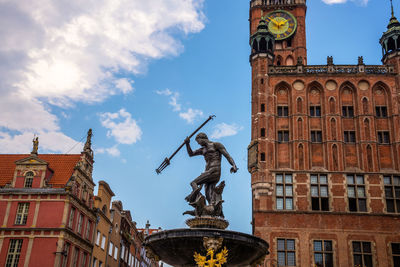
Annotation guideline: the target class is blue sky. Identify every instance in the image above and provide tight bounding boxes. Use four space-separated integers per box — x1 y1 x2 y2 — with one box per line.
0 0 394 233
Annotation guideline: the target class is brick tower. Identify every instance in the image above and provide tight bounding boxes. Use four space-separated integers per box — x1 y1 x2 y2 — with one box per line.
249 0 400 266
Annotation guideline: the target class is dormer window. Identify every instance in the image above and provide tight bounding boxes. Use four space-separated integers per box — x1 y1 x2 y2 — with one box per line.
24 172 34 188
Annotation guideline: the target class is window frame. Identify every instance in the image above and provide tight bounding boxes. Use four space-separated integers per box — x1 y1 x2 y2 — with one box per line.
311 174 329 211
277 238 296 266
278 130 289 143
24 171 34 188
5 239 23 267
77 213 83 234
342 105 354 118
375 106 388 118
392 243 400 267
101 235 106 250
68 207 76 229
344 131 356 143
378 131 390 144
310 105 321 117
313 240 333 267
15 203 29 225
276 174 294 211
384 175 400 213
277 106 289 117
311 131 322 143
347 174 367 212
352 241 373 267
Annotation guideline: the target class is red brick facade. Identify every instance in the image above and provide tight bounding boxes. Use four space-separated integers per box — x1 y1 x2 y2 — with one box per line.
249 1 400 266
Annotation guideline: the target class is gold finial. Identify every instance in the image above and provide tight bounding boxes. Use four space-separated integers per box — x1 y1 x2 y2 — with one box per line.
31 136 39 155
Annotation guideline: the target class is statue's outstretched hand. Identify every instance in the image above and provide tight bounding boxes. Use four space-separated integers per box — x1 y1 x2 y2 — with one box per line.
230 165 238 173
184 136 190 144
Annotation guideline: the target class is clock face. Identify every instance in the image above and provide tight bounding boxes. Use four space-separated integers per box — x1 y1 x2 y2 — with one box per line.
264 10 297 40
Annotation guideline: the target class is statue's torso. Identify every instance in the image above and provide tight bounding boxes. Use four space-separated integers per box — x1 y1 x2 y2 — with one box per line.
203 142 222 170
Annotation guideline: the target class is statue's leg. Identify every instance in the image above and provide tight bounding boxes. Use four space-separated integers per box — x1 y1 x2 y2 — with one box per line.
205 183 216 204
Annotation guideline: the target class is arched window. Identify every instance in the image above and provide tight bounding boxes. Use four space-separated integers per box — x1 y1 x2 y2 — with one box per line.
362 98 369 114
329 97 335 113
297 97 303 113
24 171 34 188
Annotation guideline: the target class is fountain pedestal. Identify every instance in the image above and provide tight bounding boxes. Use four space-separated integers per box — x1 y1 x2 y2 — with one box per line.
144 217 269 266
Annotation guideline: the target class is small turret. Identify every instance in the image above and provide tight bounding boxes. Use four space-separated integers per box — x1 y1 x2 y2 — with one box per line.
380 0 400 63
250 19 275 58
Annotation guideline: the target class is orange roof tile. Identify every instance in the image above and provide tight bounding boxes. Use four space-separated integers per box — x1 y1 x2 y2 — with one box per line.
0 154 81 187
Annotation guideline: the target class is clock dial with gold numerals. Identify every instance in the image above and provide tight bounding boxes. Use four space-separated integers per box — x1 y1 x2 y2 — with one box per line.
263 10 297 40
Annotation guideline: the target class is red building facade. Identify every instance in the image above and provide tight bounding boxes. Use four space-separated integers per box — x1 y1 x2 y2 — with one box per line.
0 132 96 267
249 1 400 266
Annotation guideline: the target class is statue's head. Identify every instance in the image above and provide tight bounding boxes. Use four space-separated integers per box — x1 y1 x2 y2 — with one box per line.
203 237 223 252
195 132 208 146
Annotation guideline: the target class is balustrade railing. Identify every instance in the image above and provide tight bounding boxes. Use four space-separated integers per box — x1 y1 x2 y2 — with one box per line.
268 65 394 75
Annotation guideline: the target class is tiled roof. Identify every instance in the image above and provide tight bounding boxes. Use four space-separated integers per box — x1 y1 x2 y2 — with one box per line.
0 154 81 188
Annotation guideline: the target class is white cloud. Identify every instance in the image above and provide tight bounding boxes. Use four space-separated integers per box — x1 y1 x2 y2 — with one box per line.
96 145 121 157
115 78 134 94
99 109 142 145
211 123 243 139
179 108 204 124
157 89 203 123
0 0 205 152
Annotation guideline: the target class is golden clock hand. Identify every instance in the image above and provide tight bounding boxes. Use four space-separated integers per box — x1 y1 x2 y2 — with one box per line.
270 18 279 26
279 19 288 26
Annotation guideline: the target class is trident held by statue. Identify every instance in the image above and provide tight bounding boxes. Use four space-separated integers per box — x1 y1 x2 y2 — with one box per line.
155 115 216 174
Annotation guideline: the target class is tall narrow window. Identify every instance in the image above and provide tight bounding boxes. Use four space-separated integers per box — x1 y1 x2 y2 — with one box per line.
80 253 87 267
375 106 388 118
101 235 106 250
260 153 266 162
24 171 34 188
352 241 373 267
93 258 97 267
347 174 367 212
392 243 400 266
96 231 101 246
5 239 23 267
311 174 329 211
310 106 321 117
344 131 356 143
109 242 114 256
261 104 265 112
277 238 296 266
277 106 289 117
313 240 333 267
378 131 390 144
276 174 293 210
77 214 83 234
261 128 266 137
15 203 29 225
384 175 400 213
68 207 75 229
342 106 354 118
85 221 91 239
311 131 322 143
278 131 289 142
72 248 79 267
62 243 70 267
114 246 118 260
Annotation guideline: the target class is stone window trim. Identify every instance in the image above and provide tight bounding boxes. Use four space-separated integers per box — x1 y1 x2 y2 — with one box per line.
24 171 34 188
312 239 334 267
351 241 374 267
310 174 329 212
346 174 368 213
275 173 294 211
384 175 400 214
276 238 296 266
15 203 29 225
5 239 23 267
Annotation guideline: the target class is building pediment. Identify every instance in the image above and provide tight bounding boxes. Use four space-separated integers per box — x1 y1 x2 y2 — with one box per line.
15 156 48 166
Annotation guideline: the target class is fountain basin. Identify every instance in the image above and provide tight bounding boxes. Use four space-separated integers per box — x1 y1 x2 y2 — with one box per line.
144 228 269 266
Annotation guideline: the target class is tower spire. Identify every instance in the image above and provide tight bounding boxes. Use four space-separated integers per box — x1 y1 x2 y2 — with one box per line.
391 0 395 17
